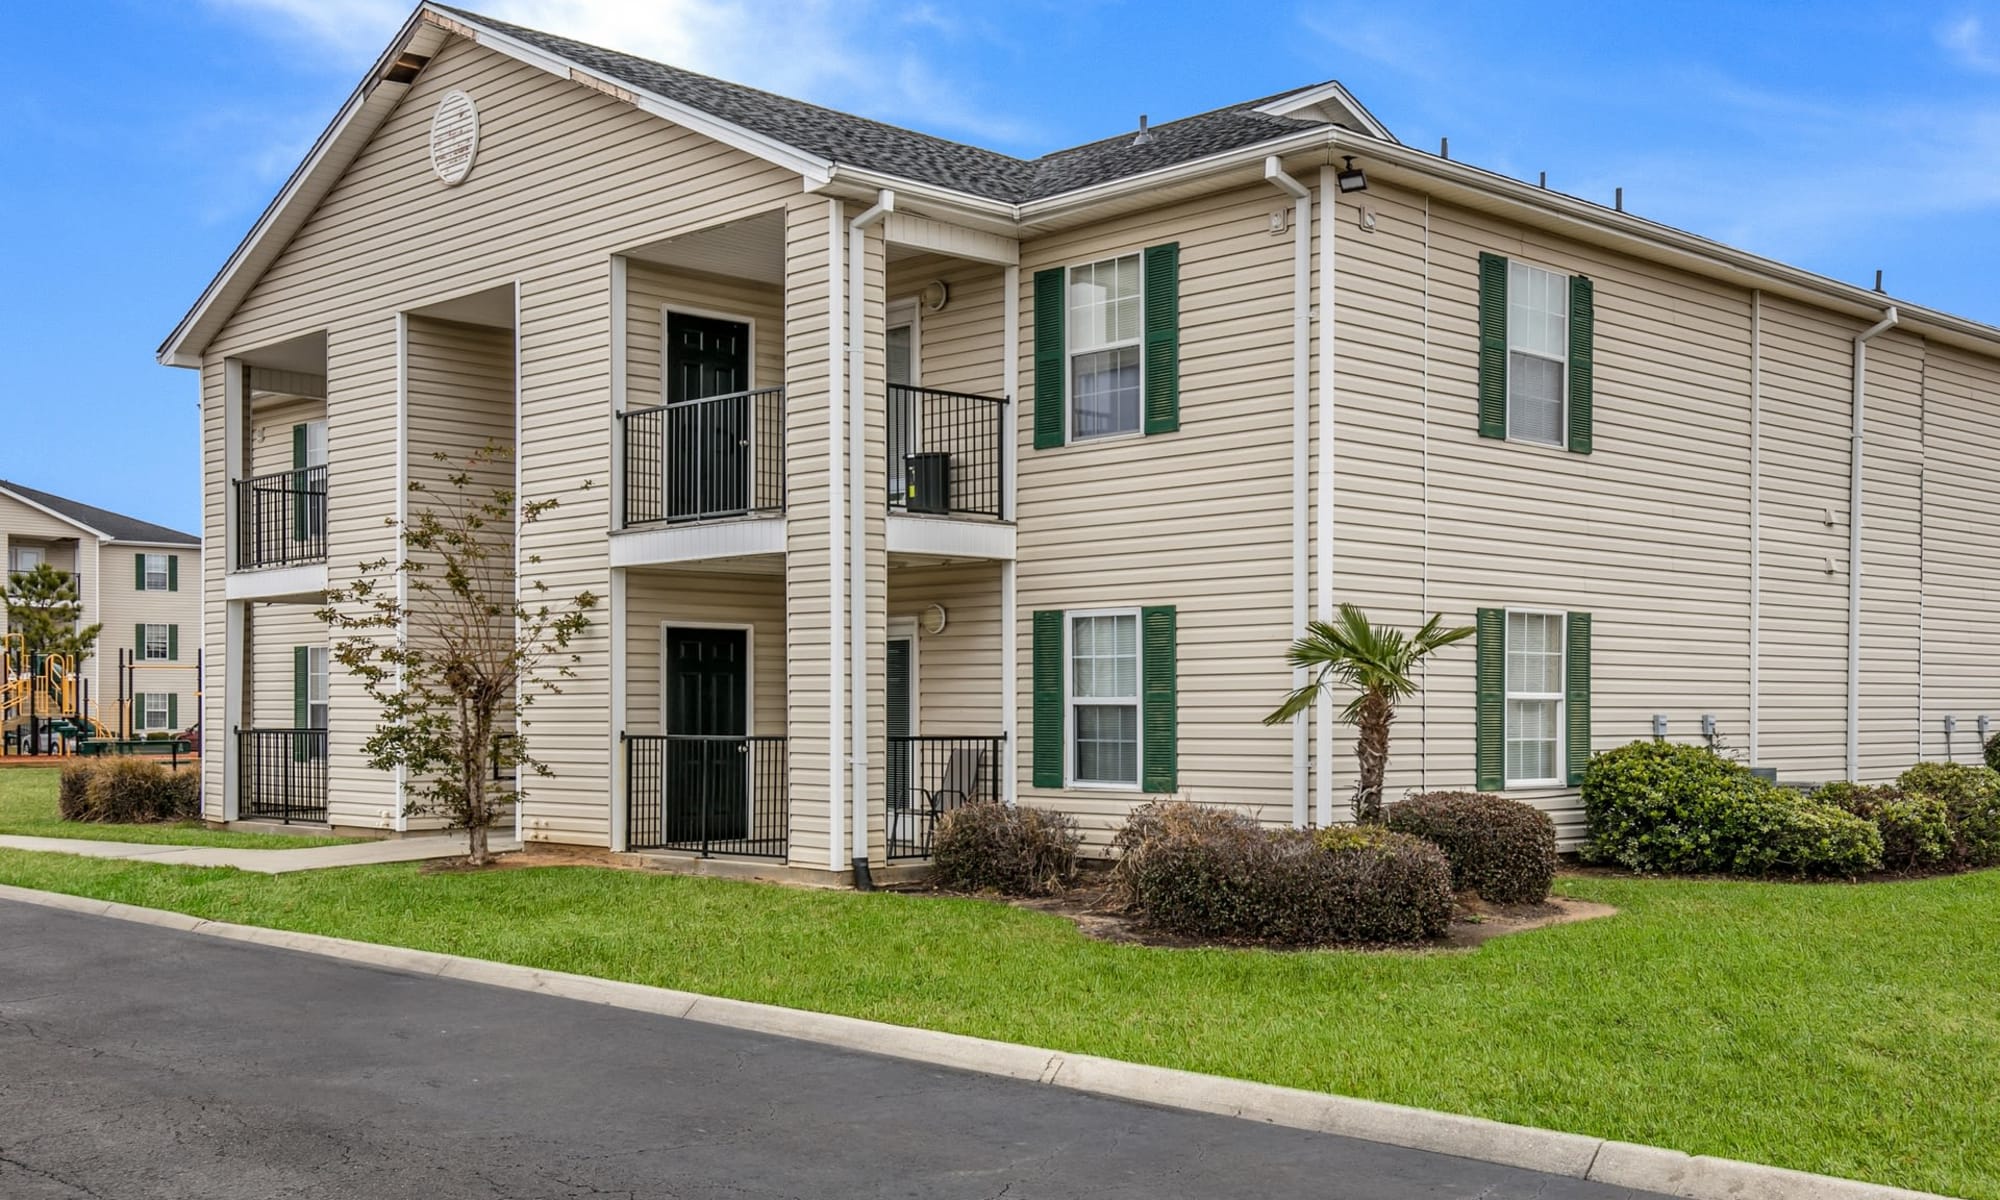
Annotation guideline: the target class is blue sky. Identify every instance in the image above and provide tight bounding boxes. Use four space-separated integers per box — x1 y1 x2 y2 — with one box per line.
4 1 1998 534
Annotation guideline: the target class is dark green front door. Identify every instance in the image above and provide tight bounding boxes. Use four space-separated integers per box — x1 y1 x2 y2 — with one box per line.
665 313 752 519
664 627 749 845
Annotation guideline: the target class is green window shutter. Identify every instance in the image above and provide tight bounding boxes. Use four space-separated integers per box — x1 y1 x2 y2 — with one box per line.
1032 268 1066 450
167 694 178 730
135 625 147 660
134 553 146 591
1140 605 1178 793
167 625 179 662
1031 611 1065 787
1142 242 1181 435
1477 252 1509 439
291 424 310 541
1565 612 1593 785
1475 608 1506 791
167 554 179 592
1567 275 1595 454
293 646 310 762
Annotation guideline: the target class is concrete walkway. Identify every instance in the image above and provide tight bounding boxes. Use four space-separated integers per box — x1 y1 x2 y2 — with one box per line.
0 832 518 873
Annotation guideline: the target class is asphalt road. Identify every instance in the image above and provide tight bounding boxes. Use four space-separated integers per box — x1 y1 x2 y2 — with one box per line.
0 898 1667 1199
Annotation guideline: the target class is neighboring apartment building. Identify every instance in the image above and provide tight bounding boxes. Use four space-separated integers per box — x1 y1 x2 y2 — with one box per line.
0 480 201 741
159 5 2000 876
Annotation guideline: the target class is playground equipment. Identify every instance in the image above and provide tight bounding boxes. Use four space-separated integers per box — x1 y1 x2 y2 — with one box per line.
1 634 95 755
1 635 199 760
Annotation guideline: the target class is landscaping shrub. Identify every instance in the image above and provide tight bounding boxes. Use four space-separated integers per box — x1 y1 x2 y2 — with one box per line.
56 758 200 824
1112 801 1452 945
1897 762 2000 868
1384 790 1557 904
1812 783 1952 870
1581 741 1881 877
1986 732 2000 774
930 802 1080 896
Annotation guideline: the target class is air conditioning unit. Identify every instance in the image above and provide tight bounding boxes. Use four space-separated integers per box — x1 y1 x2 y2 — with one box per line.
904 452 950 515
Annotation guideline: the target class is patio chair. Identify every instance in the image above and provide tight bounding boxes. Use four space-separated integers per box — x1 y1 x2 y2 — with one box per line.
917 746 988 820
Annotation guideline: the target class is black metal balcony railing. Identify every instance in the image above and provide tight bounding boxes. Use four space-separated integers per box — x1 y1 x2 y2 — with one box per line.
620 387 786 526
237 727 328 824
624 733 788 858
234 466 327 570
886 734 1006 860
886 385 1008 520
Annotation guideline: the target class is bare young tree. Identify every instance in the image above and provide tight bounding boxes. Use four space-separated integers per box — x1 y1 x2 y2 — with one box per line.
321 445 596 864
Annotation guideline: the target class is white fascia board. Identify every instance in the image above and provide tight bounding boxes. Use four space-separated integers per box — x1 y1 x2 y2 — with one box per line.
881 212 1018 266
104 539 202 550
157 10 431 368
885 515 1015 561
0 487 116 540
1017 128 1330 224
225 563 329 603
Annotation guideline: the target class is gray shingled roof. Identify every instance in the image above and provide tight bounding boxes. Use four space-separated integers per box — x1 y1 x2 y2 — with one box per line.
442 6 1356 203
0 480 199 546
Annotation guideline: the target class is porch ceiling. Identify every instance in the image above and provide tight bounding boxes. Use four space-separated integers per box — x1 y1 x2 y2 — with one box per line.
626 210 784 286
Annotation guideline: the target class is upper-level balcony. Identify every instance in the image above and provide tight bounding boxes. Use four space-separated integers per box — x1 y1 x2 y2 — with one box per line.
886 384 1008 521
618 386 786 526
233 466 326 570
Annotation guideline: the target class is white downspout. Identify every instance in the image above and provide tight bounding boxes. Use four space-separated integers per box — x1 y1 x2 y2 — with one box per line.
1315 164 1336 828
826 198 846 872
1748 290 1761 768
848 189 894 876
1266 156 1310 828
1846 305 1898 781
1001 263 1020 804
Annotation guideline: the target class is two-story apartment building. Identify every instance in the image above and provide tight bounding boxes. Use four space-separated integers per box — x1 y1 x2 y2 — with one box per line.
160 5 2000 877
1 481 201 747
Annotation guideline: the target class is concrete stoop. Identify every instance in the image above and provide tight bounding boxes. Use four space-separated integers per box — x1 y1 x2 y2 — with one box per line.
0 883 1955 1200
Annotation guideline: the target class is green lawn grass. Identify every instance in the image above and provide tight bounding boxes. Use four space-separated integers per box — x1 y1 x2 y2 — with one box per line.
0 768 355 849
0 845 1991 1197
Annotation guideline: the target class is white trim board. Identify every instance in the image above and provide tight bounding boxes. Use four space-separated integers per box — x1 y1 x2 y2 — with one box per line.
610 518 785 568
224 563 328 603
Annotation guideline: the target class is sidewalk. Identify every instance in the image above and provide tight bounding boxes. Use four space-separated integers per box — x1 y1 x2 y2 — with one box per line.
0 833 518 873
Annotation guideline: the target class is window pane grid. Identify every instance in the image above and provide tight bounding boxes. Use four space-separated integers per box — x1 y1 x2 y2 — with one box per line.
1506 262 1568 445
143 625 168 661
1070 613 1139 786
1504 612 1565 784
143 553 168 591
1069 254 1143 440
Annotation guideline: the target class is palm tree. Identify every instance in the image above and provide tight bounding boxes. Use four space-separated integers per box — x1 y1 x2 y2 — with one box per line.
1264 604 1473 823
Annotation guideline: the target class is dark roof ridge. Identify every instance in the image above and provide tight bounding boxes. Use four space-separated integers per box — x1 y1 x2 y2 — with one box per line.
0 479 200 546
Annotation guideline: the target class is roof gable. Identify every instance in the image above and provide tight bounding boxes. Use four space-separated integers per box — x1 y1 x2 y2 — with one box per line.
0 481 198 546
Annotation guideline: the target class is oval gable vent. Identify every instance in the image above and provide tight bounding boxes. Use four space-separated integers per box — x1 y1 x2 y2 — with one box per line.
429 90 480 185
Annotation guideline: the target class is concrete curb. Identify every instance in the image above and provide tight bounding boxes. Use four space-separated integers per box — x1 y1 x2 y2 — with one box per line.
0 883 1953 1200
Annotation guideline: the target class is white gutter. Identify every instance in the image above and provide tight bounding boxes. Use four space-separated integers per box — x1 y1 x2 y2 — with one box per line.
1846 305 1899 780
849 189 895 874
1265 157 1311 828
826 198 847 872
1315 164 1337 827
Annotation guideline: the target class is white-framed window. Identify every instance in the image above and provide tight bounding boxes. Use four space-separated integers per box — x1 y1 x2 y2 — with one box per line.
1068 254 1144 440
143 553 169 591
139 693 170 731
307 646 330 731
1506 261 1569 446
143 624 169 661
9 546 44 574
1504 611 1566 786
1067 610 1141 787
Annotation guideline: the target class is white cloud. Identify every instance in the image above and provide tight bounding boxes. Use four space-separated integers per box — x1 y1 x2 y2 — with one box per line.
1939 14 2000 72
205 0 1039 146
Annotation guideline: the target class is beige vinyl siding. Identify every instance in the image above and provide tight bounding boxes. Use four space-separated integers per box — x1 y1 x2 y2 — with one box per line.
1856 330 1926 775
624 569 786 737
247 603 322 729
203 32 802 844
1410 191 1757 839
95 544 200 738
625 262 783 400
1014 182 1300 847
888 563 1003 737
1919 346 2000 761
781 195 836 868
884 255 1007 398
1756 295 1862 782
